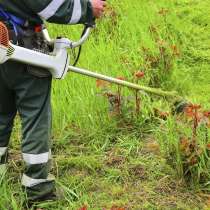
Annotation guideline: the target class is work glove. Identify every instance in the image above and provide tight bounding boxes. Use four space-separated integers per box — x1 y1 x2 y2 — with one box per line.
91 0 107 18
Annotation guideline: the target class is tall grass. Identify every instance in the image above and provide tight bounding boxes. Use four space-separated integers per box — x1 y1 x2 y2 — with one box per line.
49 0 209 134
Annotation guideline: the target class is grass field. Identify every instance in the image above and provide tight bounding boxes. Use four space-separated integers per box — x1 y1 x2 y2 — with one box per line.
1 0 210 209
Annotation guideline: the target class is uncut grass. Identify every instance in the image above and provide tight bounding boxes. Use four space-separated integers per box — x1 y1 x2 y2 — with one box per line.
3 0 210 209
49 0 209 133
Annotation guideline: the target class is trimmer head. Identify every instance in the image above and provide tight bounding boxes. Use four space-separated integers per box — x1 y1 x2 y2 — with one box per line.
173 100 190 114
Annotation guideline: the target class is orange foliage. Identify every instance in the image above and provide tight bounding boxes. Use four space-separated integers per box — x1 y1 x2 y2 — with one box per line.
171 45 180 56
134 71 145 79
206 144 210 150
110 206 126 210
116 76 126 81
96 79 110 88
78 205 88 210
180 137 190 152
154 108 170 120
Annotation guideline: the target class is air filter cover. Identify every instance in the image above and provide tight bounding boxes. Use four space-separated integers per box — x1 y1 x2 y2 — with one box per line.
0 21 9 48
0 22 10 64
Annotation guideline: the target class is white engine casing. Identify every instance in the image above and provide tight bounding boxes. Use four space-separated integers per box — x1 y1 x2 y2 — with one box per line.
0 38 70 79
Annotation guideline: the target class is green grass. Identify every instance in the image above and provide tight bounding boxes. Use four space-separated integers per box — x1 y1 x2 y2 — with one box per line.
2 0 210 209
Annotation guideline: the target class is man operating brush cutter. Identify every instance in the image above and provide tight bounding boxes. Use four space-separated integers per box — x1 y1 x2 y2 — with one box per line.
0 0 106 206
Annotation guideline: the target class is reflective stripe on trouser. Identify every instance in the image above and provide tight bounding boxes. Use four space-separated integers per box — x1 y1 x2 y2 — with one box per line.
22 151 51 165
0 60 55 200
21 150 55 200
22 173 55 188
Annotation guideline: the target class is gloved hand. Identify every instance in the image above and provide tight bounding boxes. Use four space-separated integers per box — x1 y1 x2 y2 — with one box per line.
91 0 106 18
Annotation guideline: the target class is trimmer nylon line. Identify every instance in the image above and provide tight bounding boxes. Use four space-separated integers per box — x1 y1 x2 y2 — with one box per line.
68 65 182 99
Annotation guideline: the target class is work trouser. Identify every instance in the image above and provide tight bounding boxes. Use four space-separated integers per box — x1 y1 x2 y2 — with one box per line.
0 60 55 201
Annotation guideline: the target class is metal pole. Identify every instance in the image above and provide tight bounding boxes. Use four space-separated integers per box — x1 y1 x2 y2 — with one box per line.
43 26 183 100
68 65 182 99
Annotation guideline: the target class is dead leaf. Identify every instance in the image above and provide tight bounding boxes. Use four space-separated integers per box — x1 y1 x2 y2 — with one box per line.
96 79 110 89
78 205 88 210
134 71 145 79
110 206 126 210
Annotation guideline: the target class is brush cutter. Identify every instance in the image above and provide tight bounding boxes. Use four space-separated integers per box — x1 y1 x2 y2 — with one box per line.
0 21 184 102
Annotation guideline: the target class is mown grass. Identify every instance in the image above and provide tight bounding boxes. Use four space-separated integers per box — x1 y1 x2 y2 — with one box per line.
1 0 210 209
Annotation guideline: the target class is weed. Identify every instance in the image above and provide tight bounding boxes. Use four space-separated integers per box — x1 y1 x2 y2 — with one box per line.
156 104 210 187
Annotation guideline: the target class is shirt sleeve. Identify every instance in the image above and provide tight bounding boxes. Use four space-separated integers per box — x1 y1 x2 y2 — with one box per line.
23 0 94 25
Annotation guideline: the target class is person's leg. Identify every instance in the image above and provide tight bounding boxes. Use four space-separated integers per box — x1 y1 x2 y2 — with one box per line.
7 60 55 201
0 64 17 175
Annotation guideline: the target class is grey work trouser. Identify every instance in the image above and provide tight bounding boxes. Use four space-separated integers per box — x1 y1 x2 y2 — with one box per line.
0 60 55 201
